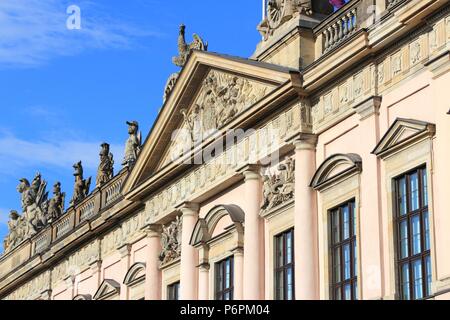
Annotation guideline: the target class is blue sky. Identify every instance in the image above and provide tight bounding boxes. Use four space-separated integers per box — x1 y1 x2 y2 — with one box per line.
0 0 263 249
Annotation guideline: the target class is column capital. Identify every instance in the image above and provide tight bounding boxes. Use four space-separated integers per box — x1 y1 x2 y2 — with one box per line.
353 96 382 120
232 247 244 256
291 133 318 151
197 262 210 271
237 164 261 181
118 244 132 258
142 224 162 238
89 260 102 273
176 201 200 216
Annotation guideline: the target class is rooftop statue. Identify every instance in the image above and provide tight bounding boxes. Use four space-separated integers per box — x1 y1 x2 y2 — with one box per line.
47 182 65 223
258 0 313 40
70 161 92 206
172 24 208 68
122 121 142 168
96 143 114 186
3 173 51 253
163 25 208 102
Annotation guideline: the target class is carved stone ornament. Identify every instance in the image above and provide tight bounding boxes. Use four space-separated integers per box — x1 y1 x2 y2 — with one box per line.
70 161 92 206
2 173 58 253
122 121 142 168
164 24 208 103
96 142 114 186
47 182 65 223
258 0 312 40
261 157 295 214
182 70 269 142
159 216 182 265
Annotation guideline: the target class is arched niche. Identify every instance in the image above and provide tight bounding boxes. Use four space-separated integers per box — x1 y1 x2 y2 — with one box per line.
310 153 362 191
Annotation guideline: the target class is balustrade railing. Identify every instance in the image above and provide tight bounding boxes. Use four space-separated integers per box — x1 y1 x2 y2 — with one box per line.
79 199 96 222
34 230 51 254
319 1 360 54
54 212 74 240
103 176 124 207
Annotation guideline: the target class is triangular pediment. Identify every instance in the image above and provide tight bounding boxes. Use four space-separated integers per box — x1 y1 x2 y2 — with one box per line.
93 279 120 300
122 50 294 196
372 118 436 158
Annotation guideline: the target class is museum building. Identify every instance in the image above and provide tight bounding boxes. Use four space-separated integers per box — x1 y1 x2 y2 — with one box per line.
0 0 449 300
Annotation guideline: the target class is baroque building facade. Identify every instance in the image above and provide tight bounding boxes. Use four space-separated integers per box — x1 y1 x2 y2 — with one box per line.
1 0 450 300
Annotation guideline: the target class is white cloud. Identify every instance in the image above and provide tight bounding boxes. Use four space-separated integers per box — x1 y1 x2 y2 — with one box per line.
0 132 124 174
0 0 162 67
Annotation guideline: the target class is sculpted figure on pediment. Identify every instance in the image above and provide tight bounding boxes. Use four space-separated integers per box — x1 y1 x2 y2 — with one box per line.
70 161 92 206
96 143 114 186
122 121 142 169
47 182 65 222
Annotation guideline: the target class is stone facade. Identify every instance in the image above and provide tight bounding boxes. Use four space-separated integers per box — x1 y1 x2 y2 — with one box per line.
1 0 450 300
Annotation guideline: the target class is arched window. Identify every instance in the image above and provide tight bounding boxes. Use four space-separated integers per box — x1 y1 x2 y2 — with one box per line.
123 262 146 300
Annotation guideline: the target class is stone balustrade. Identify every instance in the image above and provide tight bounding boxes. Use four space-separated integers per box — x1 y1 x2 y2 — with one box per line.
78 198 96 223
102 175 124 208
54 211 75 240
317 0 361 55
34 230 52 255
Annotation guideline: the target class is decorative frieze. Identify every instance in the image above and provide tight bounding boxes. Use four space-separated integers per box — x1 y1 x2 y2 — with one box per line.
5 271 51 300
159 217 182 266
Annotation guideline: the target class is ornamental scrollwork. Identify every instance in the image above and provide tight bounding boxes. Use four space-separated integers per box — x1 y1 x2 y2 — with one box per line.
159 216 182 265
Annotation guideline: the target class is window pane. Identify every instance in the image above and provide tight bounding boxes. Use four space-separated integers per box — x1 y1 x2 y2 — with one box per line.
286 231 293 264
353 282 358 300
332 210 340 244
276 236 284 268
401 263 410 300
287 267 294 300
334 287 341 300
411 215 422 255
344 284 352 300
352 202 357 237
412 259 423 300
276 271 284 300
353 240 358 277
422 170 428 207
343 244 351 280
398 177 407 216
423 212 430 251
343 206 350 240
425 255 432 297
225 260 231 288
399 220 409 259
333 247 341 283
410 173 419 211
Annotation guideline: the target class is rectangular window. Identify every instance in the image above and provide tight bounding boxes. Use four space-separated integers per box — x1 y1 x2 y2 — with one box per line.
274 228 295 300
329 200 358 300
167 281 180 300
215 256 234 300
395 167 431 300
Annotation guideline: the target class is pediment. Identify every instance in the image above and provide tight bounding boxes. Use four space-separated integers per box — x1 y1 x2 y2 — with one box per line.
311 153 362 191
93 279 120 300
372 118 436 158
123 50 294 196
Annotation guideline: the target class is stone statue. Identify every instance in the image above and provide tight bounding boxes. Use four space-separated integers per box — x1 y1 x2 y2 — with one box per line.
258 0 312 40
70 161 92 206
96 143 114 186
159 216 182 265
172 24 208 68
47 182 65 222
163 24 208 103
4 211 23 253
122 121 142 168
261 157 296 213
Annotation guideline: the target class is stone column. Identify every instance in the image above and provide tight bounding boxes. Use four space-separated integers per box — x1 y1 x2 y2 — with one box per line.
293 134 319 300
198 264 210 300
143 225 162 300
179 202 199 300
241 166 264 300
233 248 244 300
118 244 131 301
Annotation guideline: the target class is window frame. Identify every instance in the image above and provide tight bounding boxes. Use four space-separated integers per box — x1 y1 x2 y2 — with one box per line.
274 228 295 300
167 281 180 301
393 166 431 300
329 199 358 300
215 256 234 300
